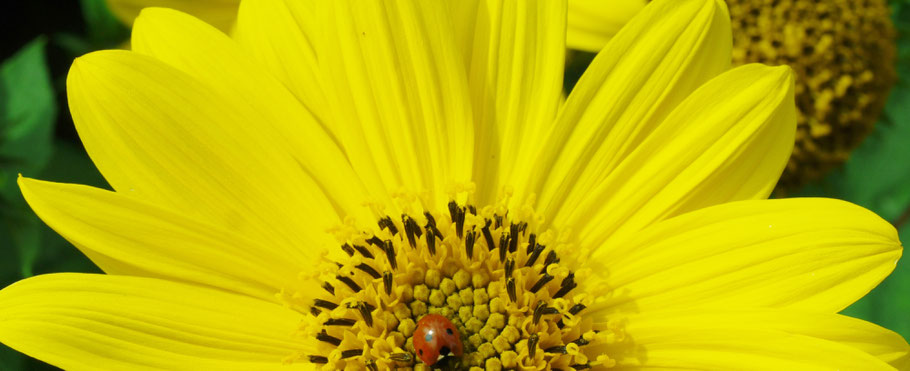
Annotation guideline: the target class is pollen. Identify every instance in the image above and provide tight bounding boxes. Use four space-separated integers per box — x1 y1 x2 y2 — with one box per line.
727 0 896 191
282 201 617 370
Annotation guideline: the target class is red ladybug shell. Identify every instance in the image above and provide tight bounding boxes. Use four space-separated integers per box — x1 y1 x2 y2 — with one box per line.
413 314 463 365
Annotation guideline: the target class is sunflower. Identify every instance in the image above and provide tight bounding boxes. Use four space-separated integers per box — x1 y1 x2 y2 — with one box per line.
568 0 897 191
3 0 908 370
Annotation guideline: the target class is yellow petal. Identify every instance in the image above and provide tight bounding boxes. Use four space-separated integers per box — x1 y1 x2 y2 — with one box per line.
608 308 907 370
105 0 238 33
524 0 732 213
18 177 311 302
67 50 339 259
0 273 309 370
130 7 376 222
586 198 901 315
447 0 566 205
559 64 795 249
234 0 330 129
313 0 474 210
566 0 645 52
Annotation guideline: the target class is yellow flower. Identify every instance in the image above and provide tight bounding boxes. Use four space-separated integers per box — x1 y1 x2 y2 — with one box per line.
568 0 897 191
3 0 909 369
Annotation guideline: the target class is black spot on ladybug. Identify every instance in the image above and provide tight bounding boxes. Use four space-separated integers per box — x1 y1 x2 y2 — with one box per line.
446 328 453 335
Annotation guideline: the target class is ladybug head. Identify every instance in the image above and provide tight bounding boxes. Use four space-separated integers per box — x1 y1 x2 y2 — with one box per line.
413 314 464 366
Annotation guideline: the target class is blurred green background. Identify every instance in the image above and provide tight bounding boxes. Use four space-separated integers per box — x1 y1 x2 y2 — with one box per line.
0 0 908 369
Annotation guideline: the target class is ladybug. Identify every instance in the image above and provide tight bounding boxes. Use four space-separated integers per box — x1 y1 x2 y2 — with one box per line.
413 314 463 366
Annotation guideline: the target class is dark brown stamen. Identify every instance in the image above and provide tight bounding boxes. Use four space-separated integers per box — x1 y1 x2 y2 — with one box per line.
569 303 587 315
481 220 495 251
525 243 545 267
316 330 342 346
509 224 519 252
572 334 590 346
532 301 559 324
533 300 547 324
499 233 508 262
530 273 554 293
426 231 437 256
313 299 338 310
528 334 540 358
353 244 374 259
366 236 384 247
308 355 328 364
447 201 459 221
336 275 362 292
540 250 560 274
389 353 412 362
424 212 437 227
465 230 475 258
366 360 379 371
403 215 418 248
526 234 537 254
324 318 357 326
545 345 568 354
378 216 398 235
355 263 382 279
309 307 321 316
505 258 515 278
322 282 335 295
426 223 443 241
383 271 393 295
553 273 577 299
355 302 374 327
341 243 355 256
341 349 363 359
383 240 397 270
507 277 517 302
448 201 466 239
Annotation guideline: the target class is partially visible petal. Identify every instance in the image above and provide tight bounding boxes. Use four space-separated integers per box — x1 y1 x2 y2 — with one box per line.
19 177 309 303
131 8 376 222
447 0 565 205
522 0 732 214
585 198 901 315
105 0 238 32
313 1 474 210
0 274 309 370
234 0 330 128
605 309 907 370
567 0 645 52
68 50 338 261
558 64 795 249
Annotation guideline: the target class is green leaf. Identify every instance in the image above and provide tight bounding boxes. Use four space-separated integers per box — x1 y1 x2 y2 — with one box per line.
0 37 57 201
0 343 24 371
37 140 108 188
0 37 58 279
80 0 129 46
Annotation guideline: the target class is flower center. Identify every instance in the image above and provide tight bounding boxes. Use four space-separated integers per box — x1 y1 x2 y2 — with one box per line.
288 201 615 370
727 0 895 191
